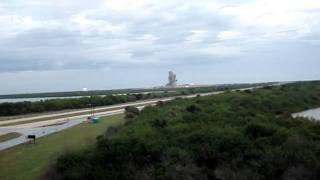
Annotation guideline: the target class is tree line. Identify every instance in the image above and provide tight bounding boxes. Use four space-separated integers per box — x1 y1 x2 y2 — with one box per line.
44 81 320 180
0 84 263 116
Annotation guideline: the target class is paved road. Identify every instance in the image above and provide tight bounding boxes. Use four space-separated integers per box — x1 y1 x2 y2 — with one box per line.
0 99 171 126
0 86 263 151
0 106 148 150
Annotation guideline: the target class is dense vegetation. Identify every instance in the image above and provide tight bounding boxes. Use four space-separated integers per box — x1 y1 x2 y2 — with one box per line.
0 83 262 116
45 81 320 180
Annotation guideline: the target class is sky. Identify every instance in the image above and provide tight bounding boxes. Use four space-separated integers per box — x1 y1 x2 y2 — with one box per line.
0 0 320 94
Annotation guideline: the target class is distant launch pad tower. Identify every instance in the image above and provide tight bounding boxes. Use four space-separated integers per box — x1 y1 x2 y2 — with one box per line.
166 71 177 87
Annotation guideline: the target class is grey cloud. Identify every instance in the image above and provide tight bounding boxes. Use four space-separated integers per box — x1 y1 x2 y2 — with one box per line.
0 1 238 72
0 0 319 94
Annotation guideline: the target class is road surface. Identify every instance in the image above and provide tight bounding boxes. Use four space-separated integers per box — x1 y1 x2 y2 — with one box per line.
0 106 141 150
0 86 263 151
0 99 170 126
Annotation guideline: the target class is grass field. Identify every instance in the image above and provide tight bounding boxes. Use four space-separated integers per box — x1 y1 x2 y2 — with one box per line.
0 132 21 143
0 115 124 180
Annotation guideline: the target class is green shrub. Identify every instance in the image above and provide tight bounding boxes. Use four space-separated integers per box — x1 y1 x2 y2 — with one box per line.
45 81 320 180
125 106 140 119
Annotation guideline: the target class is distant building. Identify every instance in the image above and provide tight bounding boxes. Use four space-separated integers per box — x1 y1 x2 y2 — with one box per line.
166 71 177 87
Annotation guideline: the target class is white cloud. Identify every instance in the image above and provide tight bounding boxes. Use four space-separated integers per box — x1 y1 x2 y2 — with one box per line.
70 15 125 34
0 0 319 72
0 15 60 37
220 0 320 40
217 30 241 40
135 34 158 43
0 0 319 93
186 30 208 43
103 0 149 11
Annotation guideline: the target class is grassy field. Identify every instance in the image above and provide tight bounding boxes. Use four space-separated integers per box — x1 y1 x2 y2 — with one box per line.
0 132 21 143
0 115 124 180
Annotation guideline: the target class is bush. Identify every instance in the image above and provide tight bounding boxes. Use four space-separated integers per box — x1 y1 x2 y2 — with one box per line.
125 106 140 119
186 104 201 113
245 123 276 139
44 81 320 180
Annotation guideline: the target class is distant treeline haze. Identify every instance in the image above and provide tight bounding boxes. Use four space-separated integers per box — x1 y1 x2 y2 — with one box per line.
0 84 263 116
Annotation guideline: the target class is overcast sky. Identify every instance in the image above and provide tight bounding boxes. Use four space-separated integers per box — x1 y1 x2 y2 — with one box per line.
0 0 319 94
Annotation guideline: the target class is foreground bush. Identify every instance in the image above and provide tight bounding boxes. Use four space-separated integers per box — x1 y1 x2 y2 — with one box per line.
44 81 320 180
